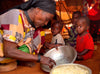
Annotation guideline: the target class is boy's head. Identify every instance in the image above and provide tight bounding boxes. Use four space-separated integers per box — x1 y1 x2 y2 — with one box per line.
76 16 90 35
72 11 81 26
51 21 63 36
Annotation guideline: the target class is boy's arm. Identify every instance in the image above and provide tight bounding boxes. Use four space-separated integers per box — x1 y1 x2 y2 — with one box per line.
77 49 94 60
44 42 55 49
44 42 62 49
77 49 89 56
76 49 89 60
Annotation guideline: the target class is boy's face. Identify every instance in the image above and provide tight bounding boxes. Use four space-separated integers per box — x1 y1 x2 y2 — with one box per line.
51 24 61 36
72 14 80 26
76 19 88 35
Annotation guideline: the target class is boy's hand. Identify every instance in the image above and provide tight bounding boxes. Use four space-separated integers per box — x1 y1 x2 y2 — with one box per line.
44 42 55 49
76 55 83 60
49 44 62 50
55 44 63 50
44 42 63 49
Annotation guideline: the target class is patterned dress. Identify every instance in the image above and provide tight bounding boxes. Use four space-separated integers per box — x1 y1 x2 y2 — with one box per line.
0 9 45 63
65 26 78 47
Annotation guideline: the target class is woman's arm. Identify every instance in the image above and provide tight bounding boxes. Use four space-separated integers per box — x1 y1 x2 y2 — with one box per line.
4 39 38 61
3 39 55 68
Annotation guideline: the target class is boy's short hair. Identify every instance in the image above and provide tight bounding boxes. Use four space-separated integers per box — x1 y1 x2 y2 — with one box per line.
78 16 90 26
72 11 81 17
51 21 63 30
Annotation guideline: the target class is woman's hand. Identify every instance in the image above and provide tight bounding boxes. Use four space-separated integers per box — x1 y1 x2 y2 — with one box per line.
40 56 56 68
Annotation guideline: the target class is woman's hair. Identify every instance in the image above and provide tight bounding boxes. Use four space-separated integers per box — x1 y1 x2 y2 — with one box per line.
0 0 56 15
14 0 56 15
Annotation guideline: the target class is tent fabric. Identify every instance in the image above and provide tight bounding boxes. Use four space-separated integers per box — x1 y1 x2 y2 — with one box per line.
87 0 93 7
88 2 100 20
0 0 100 21
56 1 82 12
56 1 82 23
56 0 100 21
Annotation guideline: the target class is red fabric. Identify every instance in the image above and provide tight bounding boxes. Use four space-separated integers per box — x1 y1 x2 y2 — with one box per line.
86 0 93 7
88 3 100 20
76 33 94 60
41 36 45 45
1 24 9 30
33 27 43 38
33 27 45 45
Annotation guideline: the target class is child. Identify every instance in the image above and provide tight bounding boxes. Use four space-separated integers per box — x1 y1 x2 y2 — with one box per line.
51 21 65 45
65 11 81 47
76 16 94 60
44 21 65 49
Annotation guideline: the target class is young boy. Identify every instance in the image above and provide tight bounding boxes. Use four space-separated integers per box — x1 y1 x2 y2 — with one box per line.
76 16 94 60
51 21 65 45
44 21 65 49
65 11 81 47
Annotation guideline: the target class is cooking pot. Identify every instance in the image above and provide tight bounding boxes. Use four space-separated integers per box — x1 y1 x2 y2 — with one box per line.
40 46 77 72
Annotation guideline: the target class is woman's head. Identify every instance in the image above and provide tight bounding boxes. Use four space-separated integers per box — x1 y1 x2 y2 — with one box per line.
16 0 56 28
19 0 56 15
28 7 54 28
51 21 63 36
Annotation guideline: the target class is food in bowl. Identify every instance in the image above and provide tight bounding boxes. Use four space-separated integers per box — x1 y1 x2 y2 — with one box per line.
50 64 92 74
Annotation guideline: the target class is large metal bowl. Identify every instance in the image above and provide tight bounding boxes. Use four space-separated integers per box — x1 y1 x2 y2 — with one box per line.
40 46 77 72
50 64 92 74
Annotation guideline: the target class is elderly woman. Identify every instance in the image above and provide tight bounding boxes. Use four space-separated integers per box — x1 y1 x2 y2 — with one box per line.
0 0 56 72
